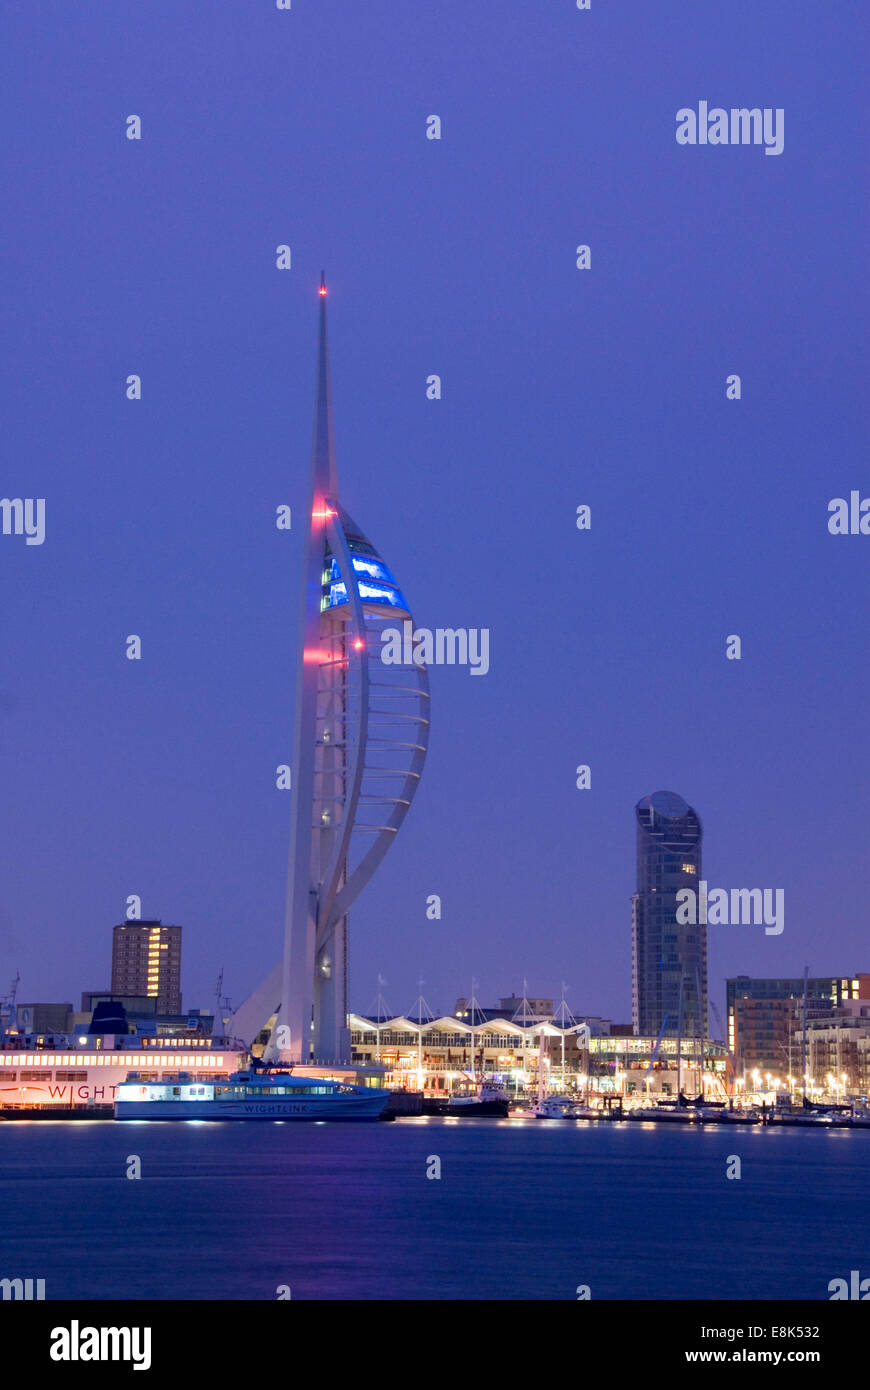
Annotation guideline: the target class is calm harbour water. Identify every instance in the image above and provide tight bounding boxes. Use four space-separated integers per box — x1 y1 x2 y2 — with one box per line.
1 1118 867 1301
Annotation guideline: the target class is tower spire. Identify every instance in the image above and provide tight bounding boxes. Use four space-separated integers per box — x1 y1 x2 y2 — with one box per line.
313 271 337 499
237 274 430 1066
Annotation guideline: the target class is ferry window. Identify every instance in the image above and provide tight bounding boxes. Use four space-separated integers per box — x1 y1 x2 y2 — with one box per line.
172 1087 181 1096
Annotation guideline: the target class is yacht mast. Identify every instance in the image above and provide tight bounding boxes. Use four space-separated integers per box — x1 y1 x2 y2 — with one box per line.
537 1026 547 1103
802 964 809 1106
676 972 684 1099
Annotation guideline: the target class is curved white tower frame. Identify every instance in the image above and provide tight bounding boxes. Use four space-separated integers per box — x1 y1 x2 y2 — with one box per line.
260 275 429 1064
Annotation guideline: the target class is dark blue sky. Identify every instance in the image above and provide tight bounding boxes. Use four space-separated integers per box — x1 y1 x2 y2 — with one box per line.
1 1 867 1026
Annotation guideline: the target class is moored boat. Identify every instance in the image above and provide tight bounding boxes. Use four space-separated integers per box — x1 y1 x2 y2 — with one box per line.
446 1082 510 1118
535 1095 581 1119
420 1096 449 1116
698 1106 760 1124
628 1104 699 1123
767 1110 836 1127
115 1070 389 1121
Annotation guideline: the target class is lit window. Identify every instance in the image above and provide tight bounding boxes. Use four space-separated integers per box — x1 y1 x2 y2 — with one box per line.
358 580 404 607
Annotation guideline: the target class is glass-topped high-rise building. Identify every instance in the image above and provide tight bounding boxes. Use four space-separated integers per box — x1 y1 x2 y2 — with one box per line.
632 790 706 1040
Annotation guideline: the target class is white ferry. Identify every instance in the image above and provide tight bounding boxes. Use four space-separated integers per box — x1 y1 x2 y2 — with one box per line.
0 1038 247 1112
115 1069 389 1121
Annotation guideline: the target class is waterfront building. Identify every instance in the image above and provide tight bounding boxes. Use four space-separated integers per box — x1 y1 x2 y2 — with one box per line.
632 790 706 1040
498 995 554 1020
110 920 182 1014
801 1008 870 1099
231 276 429 1064
348 1012 727 1099
731 996 800 1079
454 997 554 1024
727 974 869 1078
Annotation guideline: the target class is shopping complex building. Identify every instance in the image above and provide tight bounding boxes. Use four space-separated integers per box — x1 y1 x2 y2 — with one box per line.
348 1011 729 1100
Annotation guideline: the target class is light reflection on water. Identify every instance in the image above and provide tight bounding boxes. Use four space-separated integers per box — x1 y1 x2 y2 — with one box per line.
0 1120 863 1300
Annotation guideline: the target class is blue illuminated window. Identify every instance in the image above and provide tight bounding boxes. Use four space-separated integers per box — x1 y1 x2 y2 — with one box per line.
352 556 396 584
328 555 397 585
325 575 408 610
358 581 406 608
